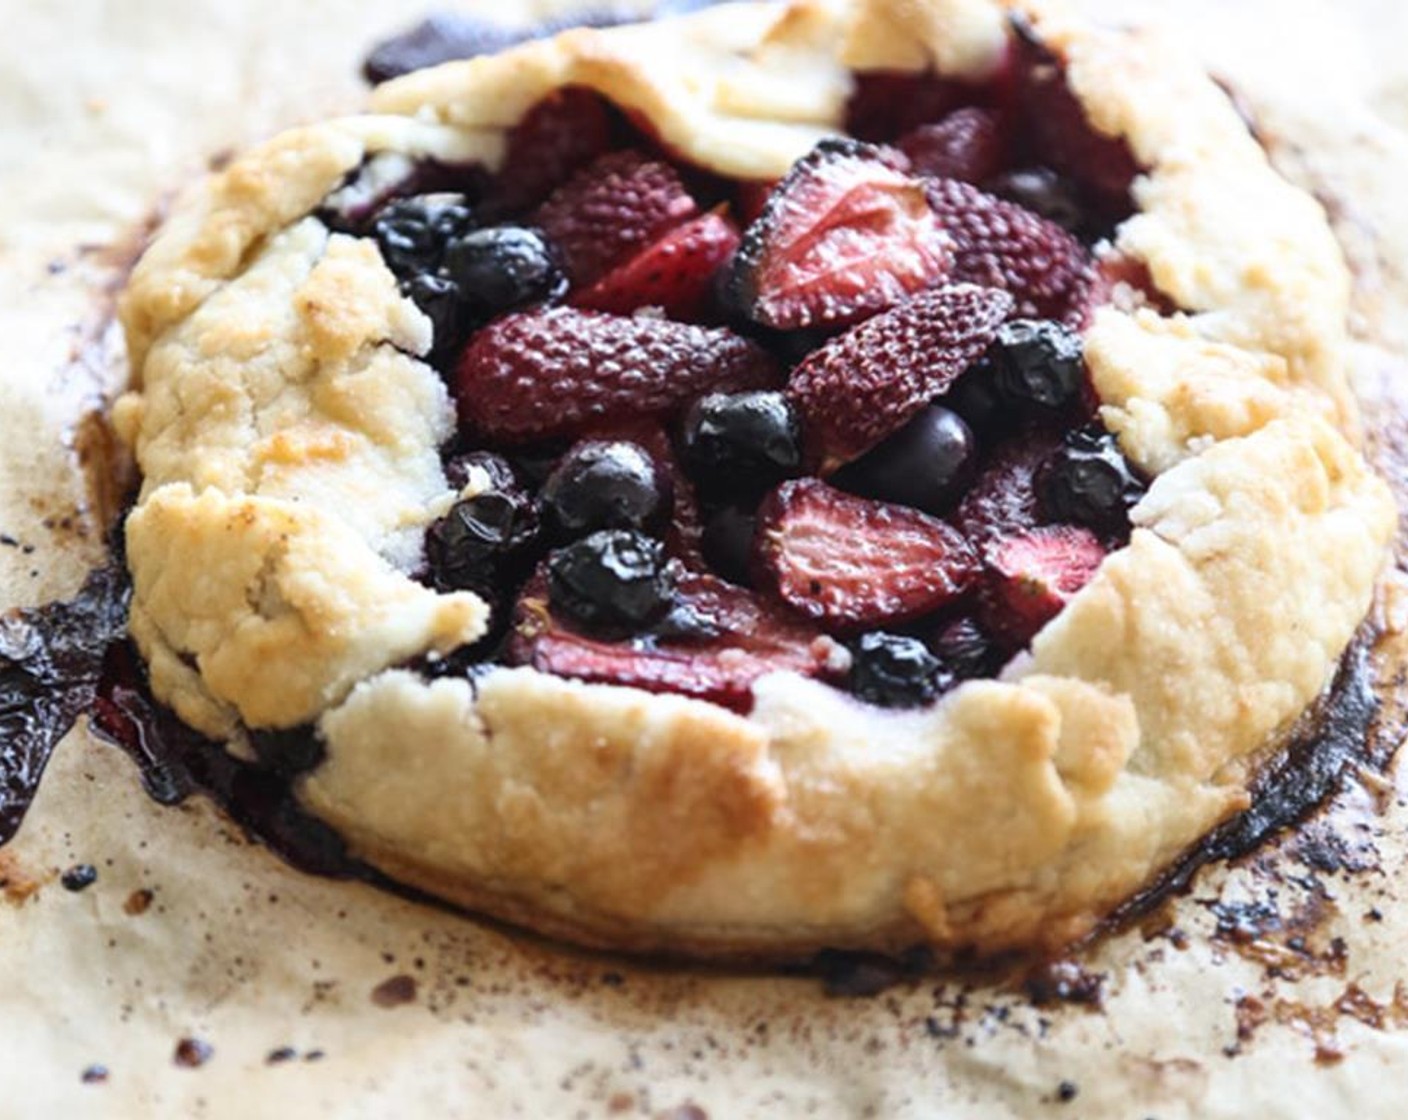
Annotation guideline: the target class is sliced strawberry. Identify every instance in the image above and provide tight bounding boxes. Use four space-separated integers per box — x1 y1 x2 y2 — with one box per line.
453 308 779 443
926 177 1094 324
979 524 1104 648
899 107 1009 184
484 89 614 214
531 150 698 287
727 139 953 331
1015 33 1138 211
508 570 839 712
753 478 979 628
952 432 1063 548
787 284 1012 470
572 211 739 320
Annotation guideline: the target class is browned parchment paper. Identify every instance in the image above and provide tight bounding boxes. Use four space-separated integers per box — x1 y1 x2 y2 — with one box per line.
3 1 1408 1115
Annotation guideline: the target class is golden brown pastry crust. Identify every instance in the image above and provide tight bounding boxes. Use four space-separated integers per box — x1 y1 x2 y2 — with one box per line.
115 0 1396 956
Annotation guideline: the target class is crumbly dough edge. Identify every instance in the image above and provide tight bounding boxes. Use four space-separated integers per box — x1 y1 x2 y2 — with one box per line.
118 0 1397 954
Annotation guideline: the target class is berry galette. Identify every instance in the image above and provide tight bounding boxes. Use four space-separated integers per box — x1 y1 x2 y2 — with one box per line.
113 0 1395 957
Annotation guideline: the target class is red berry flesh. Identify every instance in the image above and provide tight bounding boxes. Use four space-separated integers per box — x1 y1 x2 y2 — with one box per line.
979 524 1105 648
728 139 953 331
753 478 979 628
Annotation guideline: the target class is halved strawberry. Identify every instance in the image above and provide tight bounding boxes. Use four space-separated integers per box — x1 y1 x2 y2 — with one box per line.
753 478 979 628
899 107 1009 184
979 524 1104 648
1014 32 1138 211
787 284 1013 470
926 177 1094 324
726 139 953 331
508 570 839 711
484 89 614 214
453 308 779 443
573 211 740 320
531 149 699 287
952 432 1062 548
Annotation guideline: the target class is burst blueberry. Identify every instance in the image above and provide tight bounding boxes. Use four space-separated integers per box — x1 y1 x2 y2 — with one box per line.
989 318 1085 418
444 225 564 317
848 632 950 709
679 390 801 500
539 440 670 539
1035 426 1146 535
548 529 675 636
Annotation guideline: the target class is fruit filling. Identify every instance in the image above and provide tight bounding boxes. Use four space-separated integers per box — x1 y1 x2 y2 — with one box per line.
333 28 1159 713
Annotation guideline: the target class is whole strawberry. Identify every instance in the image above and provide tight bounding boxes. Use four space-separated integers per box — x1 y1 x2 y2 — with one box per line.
453 307 779 442
532 149 699 286
753 478 979 628
787 284 1013 470
927 177 1094 324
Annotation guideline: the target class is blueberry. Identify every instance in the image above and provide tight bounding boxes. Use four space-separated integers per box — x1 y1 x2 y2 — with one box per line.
700 505 757 586
444 449 517 493
943 364 1004 436
548 529 675 636
444 226 564 318
932 617 1001 680
426 483 539 594
539 441 671 539
679 390 802 500
989 319 1085 418
402 272 467 346
1035 426 1146 536
372 193 475 279
849 632 951 709
834 405 975 516
984 167 1085 234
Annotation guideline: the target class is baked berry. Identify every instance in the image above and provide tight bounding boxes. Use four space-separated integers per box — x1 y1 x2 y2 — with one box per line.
848 632 950 709
679 390 802 500
833 405 975 517
444 449 518 493
372 193 476 280
979 524 1104 649
899 107 1008 184
402 272 467 345
932 617 1001 680
728 138 952 331
989 318 1085 418
787 284 1012 469
984 167 1085 234
1035 426 1145 536
926 177 1093 324
547 529 675 636
700 505 757 586
539 440 671 539
426 484 540 593
454 307 779 443
444 226 564 317
942 363 1003 436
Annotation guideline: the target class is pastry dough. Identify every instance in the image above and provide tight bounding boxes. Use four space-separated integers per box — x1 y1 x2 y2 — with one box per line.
114 0 1396 956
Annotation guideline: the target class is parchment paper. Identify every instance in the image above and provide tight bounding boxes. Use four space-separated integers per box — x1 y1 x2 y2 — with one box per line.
3 2 1408 1115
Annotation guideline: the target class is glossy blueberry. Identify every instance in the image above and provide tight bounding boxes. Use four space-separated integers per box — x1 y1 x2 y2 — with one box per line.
700 505 757 587
548 529 675 636
848 632 951 709
989 318 1085 418
443 449 518 494
372 193 475 279
539 441 671 539
444 226 564 317
402 272 467 345
679 390 802 500
984 167 1085 234
834 405 975 516
932 617 1001 680
943 363 1004 437
1035 426 1146 536
426 481 539 594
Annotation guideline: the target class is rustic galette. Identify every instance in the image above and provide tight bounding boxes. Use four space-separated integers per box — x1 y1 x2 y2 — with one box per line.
112 0 1396 957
